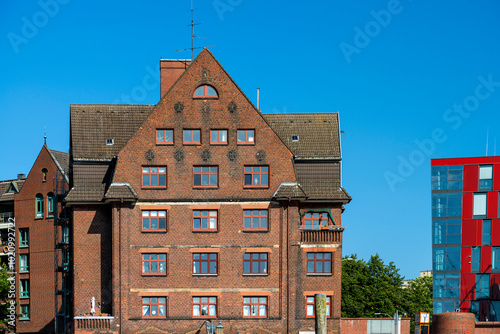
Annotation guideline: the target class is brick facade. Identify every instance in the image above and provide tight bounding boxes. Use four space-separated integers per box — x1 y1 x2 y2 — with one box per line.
70 49 350 333
14 145 69 333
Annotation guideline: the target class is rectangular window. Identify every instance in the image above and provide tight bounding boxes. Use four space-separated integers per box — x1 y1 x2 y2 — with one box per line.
307 253 332 274
243 297 267 318
306 296 331 318
20 305 30 320
20 254 29 273
48 195 55 217
21 279 29 298
183 129 201 145
493 247 500 271
432 219 461 245
243 210 268 230
433 247 461 271
477 274 490 299
193 166 218 188
471 246 481 273
244 166 269 187
237 129 255 144
36 195 43 218
142 254 166 275
62 225 69 244
479 165 493 190
301 212 333 230
142 211 167 231
193 297 217 318
432 193 462 218
483 220 492 246
142 297 166 318
210 130 228 145
156 129 174 145
20 229 29 247
243 253 268 274
431 165 463 190
193 253 218 275
142 167 167 188
474 193 487 217
193 210 217 231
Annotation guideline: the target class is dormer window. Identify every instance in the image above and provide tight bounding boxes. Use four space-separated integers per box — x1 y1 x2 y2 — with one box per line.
106 139 114 145
193 85 218 98
291 135 299 142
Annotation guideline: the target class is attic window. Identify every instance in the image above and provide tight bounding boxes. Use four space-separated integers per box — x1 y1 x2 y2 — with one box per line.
106 139 114 145
193 85 218 98
291 135 299 142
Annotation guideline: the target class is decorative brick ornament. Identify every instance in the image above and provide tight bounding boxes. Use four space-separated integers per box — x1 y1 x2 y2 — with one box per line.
174 149 184 162
227 149 237 161
228 101 237 113
201 149 211 161
174 102 184 113
256 150 266 161
145 149 155 162
202 102 210 113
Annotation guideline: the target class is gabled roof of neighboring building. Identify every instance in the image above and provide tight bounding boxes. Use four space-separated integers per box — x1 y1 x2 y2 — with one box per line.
65 163 113 203
264 113 341 160
0 178 25 202
46 146 70 183
71 104 155 161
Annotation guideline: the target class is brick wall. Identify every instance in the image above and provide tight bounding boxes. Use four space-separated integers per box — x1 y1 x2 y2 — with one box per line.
14 145 69 333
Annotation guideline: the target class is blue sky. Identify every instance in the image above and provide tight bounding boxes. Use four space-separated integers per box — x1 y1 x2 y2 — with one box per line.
1 0 500 279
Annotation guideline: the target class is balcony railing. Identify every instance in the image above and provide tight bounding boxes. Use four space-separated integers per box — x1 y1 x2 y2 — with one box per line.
300 226 344 244
74 316 114 330
0 212 13 224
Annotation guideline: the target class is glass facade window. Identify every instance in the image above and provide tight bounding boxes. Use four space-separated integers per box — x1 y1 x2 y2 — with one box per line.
433 274 460 298
471 246 481 273
431 165 463 190
491 301 500 321
433 247 460 271
493 247 500 271
434 300 459 314
477 274 490 299
432 193 462 218
474 193 487 217
432 219 461 245
479 165 493 190
483 220 492 246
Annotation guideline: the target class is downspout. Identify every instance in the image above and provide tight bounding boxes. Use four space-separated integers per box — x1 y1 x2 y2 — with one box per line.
286 197 290 334
119 198 123 334
279 203 283 319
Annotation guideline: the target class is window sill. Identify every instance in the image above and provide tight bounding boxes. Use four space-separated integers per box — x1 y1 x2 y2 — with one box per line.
35 217 44 220
243 273 268 277
243 186 269 189
20 271 29 274
242 229 269 233
141 230 167 233
192 97 218 100
19 318 30 321
20 296 30 299
192 274 218 277
156 143 174 146
183 143 202 146
306 273 333 276
193 230 218 233
142 274 167 277
141 187 167 190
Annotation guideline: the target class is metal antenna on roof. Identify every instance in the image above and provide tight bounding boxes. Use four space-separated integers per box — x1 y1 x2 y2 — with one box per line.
486 126 489 156
175 0 215 60
44 126 47 145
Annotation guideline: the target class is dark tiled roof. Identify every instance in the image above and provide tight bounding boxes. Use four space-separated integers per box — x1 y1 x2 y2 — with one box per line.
273 182 307 199
71 104 155 161
264 113 341 160
47 147 70 180
104 183 138 200
65 163 112 202
0 179 25 202
294 162 351 201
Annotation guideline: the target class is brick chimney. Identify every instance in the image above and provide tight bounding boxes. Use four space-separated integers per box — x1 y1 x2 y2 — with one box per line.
160 59 191 97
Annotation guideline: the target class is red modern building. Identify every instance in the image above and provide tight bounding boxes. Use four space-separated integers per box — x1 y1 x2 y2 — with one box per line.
432 156 500 321
65 48 351 333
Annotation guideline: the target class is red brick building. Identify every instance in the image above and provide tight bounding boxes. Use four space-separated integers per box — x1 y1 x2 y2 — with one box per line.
67 49 350 333
13 144 70 333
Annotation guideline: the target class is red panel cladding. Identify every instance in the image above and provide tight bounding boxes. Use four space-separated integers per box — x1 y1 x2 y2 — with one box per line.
481 246 492 273
488 191 499 218
492 219 500 246
494 165 500 191
463 165 479 192
491 274 500 300
462 192 473 219
462 220 480 246
460 300 471 312
462 247 472 273
461 273 476 300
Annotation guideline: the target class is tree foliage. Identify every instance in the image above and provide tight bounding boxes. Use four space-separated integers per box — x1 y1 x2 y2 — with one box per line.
342 254 433 332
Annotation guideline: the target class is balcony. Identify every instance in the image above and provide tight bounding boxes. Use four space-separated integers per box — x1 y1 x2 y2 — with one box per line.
300 226 344 244
0 212 14 229
74 316 114 330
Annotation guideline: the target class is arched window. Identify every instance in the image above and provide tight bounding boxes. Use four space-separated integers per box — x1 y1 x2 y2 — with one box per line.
193 85 218 98
47 192 55 217
36 194 44 218
42 168 48 182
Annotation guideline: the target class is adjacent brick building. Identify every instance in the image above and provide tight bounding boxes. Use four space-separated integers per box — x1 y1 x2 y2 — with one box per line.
10 144 70 333
66 49 350 333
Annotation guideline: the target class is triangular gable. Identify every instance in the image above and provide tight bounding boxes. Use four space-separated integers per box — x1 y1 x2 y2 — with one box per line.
7 182 18 193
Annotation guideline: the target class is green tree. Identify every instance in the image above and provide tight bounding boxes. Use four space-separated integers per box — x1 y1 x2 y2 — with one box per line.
0 264 15 333
401 276 433 333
